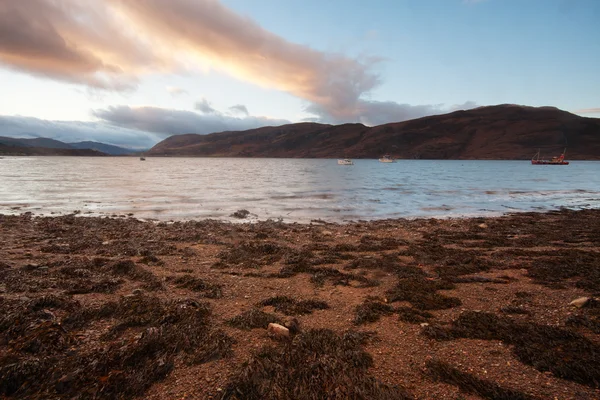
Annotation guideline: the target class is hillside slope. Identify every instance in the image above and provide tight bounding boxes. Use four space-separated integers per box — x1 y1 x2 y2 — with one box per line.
147 105 600 159
0 144 107 156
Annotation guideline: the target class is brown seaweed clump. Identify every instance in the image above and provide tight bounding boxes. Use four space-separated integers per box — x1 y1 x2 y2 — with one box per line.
353 298 394 325
227 308 282 330
220 329 412 400
258 296 329 315
423 311 600 388
426 360 538 400
0 294 234 399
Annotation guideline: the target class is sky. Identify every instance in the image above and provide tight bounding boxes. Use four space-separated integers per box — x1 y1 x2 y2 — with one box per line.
0 0 598 149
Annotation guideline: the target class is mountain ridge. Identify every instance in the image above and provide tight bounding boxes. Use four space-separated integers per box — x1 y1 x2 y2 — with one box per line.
147 105 600 159
0 137 137 156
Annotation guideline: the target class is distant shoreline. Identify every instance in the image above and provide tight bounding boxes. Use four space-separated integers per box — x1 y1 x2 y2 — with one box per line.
3 153 600 160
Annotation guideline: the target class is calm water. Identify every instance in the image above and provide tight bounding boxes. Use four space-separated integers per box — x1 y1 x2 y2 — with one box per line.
0 157 599 223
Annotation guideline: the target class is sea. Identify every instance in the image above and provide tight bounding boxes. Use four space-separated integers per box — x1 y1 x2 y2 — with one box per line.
0 157 599 223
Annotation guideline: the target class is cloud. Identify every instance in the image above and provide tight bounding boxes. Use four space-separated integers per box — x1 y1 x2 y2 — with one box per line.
166 86 188 96
194 98 217 114
0 0 166 90
307 100 478 126
575 107 600 114
229 104 249 116
92 105 290 135
0 115 161 149
0 0 473 125
1 102 290 149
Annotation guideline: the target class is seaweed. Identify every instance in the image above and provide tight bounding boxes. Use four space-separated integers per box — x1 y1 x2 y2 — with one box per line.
426 360 538 400
258 296 329 315
172 274 223 298
423 311 600 388
220 329 412 400
227 308 281 330
353 299 394 325
386 278 460 310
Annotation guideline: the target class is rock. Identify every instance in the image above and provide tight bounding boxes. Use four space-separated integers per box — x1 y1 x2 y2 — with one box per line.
478 223 488 229
420 323 429 327
267 323 290 339
132 288 144 296
570 297 590 308
283 317 300 334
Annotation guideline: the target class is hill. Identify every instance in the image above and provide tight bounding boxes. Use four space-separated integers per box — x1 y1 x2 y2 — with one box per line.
68 141 135 155
0 143 107 156
0 136 73 149
0 137 135 156
147 105 600 159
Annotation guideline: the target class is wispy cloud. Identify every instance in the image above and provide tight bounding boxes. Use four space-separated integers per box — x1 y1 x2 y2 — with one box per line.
92 105 289 135
0 0 473 125
229 104 249 116
0 102 291 149
166 86 188 96
194 98 217 114
0 115 161 149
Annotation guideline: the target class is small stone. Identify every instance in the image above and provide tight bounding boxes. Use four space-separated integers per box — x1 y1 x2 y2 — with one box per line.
478 223 488 229
569 297 590 308
267 323 290 339
420 323 429 327
132 288 144 296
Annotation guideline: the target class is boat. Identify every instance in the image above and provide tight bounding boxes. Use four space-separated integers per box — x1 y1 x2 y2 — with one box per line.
378 154 395 163
531 148 569 165
337 159 353 165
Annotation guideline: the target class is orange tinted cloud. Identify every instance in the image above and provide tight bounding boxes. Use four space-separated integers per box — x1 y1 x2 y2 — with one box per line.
1 0 459 123
0 0 166 89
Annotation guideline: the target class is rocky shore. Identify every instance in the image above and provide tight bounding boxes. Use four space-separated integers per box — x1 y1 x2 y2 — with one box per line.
1 209 599 399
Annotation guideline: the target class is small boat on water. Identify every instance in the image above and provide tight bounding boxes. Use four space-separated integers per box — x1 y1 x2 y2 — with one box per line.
531 148 569 165
378 154 395 163
337 159 353 165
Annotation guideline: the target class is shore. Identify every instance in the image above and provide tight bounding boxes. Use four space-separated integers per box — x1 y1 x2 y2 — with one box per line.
1 210 599 399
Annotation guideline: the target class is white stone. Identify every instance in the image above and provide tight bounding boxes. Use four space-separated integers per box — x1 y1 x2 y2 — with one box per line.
267 323 290 339
569 297 590 308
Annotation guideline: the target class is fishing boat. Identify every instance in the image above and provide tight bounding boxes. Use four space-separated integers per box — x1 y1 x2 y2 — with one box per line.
531 148 569 165
337 159 353 165
378 154 395 163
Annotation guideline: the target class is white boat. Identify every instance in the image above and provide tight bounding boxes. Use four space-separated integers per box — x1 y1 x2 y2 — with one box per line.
337 159 353 165
378 154 395 163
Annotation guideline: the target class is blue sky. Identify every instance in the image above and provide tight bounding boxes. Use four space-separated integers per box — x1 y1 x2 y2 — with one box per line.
0 0 598 148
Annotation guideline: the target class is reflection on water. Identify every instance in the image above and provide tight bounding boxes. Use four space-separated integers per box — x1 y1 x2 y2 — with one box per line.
1 157 599 223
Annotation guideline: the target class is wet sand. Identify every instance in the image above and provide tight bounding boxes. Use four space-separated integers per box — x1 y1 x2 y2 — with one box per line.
1 209 599 399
